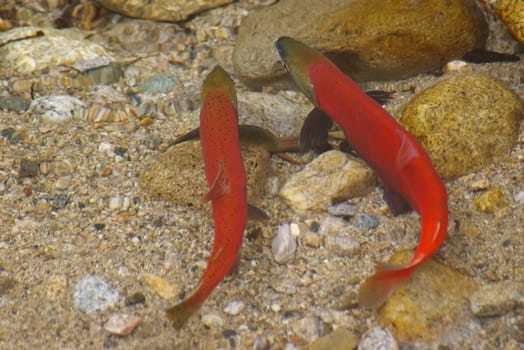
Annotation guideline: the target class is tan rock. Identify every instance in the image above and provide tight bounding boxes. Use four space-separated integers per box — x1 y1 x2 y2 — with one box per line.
233 0 487 87
497 0 524 46
399 72 523 179
98 0 234 22
141 140 269 213
377 250 478 343
279 150 374 214
0 27 113 77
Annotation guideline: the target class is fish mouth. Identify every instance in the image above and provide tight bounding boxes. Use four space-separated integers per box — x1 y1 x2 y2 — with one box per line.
274 36 323 103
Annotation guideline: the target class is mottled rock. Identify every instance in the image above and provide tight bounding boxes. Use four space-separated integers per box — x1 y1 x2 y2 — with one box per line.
73 275 119 314
272 223 298 264
399 73 523 179
327 202 357 217
358 326 398 350
308 327 358 350
30 95 86 123
99 20 187 53
238 91 308 136
0 27 113 76
233 0 487 86
353 214 379 231
136 75 178 94
377 250 478 342
98 0 234 22
326 235 360 257
474 187 509 213
290 316 326 343
279 150 374 214
0 96 30 112
497 0 524 46
104 313 141 336
141 141 269 213
470 281 524 317
19 159 40 177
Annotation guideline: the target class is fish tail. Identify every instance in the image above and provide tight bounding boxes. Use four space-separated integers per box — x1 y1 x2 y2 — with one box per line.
166 297 204 329
358 262 419 308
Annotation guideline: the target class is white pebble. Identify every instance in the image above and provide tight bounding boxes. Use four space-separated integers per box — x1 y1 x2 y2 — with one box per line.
271 303 281 312
272 223 298 264
109 195 122 210
224 300 245 315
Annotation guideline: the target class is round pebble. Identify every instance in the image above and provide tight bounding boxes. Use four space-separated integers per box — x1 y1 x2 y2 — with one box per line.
73 275 119 314
271 223 298 264
358 326 398 350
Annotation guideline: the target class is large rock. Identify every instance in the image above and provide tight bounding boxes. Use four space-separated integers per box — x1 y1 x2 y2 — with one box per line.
233 0 488 87
279 150 375 214
399 72 523 179
141 141 269 213
377 250 479 343
98 0 234 22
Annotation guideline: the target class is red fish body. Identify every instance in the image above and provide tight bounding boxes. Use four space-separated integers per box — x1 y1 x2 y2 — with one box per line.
166 66 248 328
275 37 448 307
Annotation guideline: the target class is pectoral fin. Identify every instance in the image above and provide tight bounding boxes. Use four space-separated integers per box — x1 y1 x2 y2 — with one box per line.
365 90 393 105
300 107 333 152
203 161 230 201
248 203 270 221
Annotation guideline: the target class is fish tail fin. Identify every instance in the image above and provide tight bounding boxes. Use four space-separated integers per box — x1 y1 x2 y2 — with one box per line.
358 262 418 308
166 298 203 329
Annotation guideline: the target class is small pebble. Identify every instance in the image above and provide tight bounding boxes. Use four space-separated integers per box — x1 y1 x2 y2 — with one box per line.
470 178 490 191
358 326 398 350
125 292 146 306
326 235 360 257
103 313 141 336
470 281 524 317
143 274 179 300
1 127 20 143
109 195 123 210
303 232 323 248
224 300 245 315
353 214 380 231
515 190 524 205
271 223 298 264
19 158 40 177
73 275 119 313
94 223 106 231
202 313 225 328
271 303 281 312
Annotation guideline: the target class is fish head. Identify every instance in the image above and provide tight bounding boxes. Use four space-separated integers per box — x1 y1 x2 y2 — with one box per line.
202 65 238 108
275 36 325 104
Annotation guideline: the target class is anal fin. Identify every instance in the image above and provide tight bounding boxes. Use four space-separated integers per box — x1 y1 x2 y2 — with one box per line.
383 185 412 216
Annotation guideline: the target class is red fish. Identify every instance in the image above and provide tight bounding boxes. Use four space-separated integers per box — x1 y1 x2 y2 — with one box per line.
275 37 448 307
166 66 248 328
